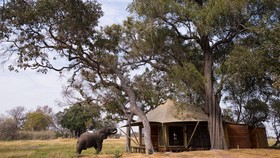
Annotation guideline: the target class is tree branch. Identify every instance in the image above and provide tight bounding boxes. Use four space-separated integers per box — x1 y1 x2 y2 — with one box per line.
212 25 248 49
162 17 199 41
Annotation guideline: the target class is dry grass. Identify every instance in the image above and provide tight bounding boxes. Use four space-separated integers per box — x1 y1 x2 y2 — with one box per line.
119 149 280 158
0 138 279 158
268 138 277 146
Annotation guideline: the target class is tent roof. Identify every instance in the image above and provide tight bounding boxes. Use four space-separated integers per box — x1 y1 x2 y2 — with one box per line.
142 99 208 123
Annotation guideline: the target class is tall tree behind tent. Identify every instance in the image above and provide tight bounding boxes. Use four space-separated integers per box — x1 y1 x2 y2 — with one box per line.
127 0 280 149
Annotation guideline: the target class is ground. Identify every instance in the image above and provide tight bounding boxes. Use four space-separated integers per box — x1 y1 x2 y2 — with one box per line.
116 149 280 158
0 138 279 158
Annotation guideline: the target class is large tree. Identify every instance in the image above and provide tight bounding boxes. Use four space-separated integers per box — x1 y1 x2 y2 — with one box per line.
6 106 26 129
23 108 52 131
0 0 154 154
270 99 280 146
242 99 269 126
127 0 280 149
58 101 101 137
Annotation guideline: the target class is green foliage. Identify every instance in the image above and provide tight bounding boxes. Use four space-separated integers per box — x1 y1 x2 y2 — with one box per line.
133 70 172 112
113 150 123 158
128 0 280 101
127 1 280 149
0 0 103 73
243 99 269 127
103 98 127 123
221 0 280 123
271 99 280 118
270 99 280 142
23 110 52 131
222 108 235 122
58 102 101 135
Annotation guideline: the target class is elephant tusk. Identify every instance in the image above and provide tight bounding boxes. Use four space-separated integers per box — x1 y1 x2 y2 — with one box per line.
111 129 117 134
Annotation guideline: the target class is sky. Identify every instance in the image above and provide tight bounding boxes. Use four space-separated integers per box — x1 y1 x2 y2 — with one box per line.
0 0 132 115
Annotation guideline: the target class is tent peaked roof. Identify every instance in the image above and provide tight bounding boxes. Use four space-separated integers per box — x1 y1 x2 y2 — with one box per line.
145 99 208 123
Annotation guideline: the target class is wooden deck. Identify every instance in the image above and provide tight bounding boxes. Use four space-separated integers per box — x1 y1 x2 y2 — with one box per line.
130 146 210 153
130 146 146 153
130 146 194 153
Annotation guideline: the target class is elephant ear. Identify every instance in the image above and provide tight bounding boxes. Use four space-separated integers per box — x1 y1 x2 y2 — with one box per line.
98 128 108 139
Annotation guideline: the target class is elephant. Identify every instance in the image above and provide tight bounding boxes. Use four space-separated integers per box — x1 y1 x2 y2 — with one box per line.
76 127 118 154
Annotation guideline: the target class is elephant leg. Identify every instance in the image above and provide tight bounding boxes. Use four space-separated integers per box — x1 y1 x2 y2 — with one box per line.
96 142 103 154
93 144 97 149
76 145 82 154
76 141 86 154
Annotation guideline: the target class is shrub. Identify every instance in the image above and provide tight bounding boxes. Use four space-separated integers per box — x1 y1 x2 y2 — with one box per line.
0 117 18 140
113 150 123 158
17 130 57 140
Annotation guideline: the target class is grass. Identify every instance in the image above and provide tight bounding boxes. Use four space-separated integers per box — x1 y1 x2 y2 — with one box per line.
0 138 279 158
268 138 277 146
0 138 125 158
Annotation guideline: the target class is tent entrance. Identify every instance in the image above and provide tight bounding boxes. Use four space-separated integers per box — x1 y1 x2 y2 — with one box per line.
168 126 184 146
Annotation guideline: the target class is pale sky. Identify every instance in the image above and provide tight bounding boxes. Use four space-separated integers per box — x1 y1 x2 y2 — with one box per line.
0 0 132 115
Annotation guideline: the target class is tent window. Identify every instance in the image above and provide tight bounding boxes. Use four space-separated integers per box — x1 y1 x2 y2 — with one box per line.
168 126 184 146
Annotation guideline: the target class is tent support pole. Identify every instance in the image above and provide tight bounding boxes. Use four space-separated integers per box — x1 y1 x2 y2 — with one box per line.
119 128 140 146
187 121 200 148
131 126 140 145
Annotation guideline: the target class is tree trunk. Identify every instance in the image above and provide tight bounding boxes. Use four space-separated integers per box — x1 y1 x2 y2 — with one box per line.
129 102 153 154
125 126 131 152
116 70 154 154
125 114 133 152
203 37 227 150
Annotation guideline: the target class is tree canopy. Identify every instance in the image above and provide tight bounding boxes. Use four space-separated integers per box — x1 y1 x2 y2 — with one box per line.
23 107 52 131
126 0 280 149
57 101 101 136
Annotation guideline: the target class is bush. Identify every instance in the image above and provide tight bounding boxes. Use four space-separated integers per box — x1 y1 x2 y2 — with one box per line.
0 117 18 140
16 130 57 140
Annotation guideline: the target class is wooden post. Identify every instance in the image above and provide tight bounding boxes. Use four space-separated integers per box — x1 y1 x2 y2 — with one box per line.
119 128 139 146
163 124 168 148
187 121 200 148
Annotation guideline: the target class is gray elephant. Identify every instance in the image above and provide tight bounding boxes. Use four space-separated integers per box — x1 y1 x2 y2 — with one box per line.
76 127 117 154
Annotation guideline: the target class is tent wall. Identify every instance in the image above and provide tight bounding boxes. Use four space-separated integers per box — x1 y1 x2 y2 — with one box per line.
185 122 210 149
151 126 159 148
224 123 268 149
134 122 268 153
151 122 210 152
249 127 268 148
225 123 251 149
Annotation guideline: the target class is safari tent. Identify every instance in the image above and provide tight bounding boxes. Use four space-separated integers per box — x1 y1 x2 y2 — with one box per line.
127 99 268 153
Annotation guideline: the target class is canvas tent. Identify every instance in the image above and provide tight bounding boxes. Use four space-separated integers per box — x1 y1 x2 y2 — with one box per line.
129 99 211 152
126 99 268 153
144 99 208 123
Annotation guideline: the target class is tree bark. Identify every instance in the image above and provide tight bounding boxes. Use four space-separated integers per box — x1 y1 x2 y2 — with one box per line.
125 114 133 152
115 70 154 154
202 36 227 150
